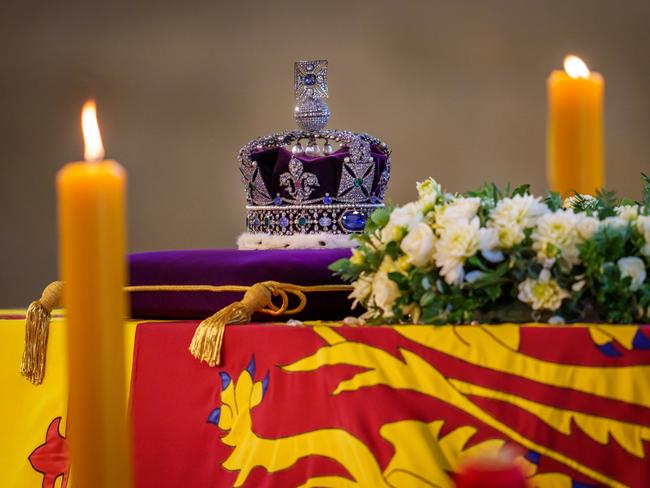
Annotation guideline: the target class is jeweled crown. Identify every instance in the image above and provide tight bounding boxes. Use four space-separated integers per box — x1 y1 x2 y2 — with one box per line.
238 60 391 248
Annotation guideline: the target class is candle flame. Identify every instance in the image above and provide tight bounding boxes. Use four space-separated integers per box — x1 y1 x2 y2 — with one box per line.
81 100 105 162
564 55 590 79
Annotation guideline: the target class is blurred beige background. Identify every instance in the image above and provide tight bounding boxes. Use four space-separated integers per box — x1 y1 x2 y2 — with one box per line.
1 0 649 306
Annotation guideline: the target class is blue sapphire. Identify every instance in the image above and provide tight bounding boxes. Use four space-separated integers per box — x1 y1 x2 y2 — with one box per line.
303 73 316 86
252 217 260 228
279 217 289 228
370 195 378 204
323 195 333 205
273 195 282 206
319 216 332 227
341 211 367 232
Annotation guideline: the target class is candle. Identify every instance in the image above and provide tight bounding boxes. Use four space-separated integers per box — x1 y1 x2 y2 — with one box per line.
547 55 604 196
57 101 133 487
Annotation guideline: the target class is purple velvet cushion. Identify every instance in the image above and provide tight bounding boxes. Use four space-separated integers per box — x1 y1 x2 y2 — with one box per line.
128 249 352 320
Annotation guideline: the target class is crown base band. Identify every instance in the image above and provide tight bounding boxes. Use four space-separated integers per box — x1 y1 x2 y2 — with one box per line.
246 204 383 236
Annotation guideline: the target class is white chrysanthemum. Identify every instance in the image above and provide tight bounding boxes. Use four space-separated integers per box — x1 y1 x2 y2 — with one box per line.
616 205 640 221
489 195 549 248
517 269 570 311
435 197 481 231
348 273 373 309
617 256 647 291
381 202 423 243
434 217 494 285
636 215 650 256
532 210 580 269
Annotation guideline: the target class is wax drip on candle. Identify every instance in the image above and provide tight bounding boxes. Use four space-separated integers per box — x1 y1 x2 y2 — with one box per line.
81 100 105 162
564 55 590 79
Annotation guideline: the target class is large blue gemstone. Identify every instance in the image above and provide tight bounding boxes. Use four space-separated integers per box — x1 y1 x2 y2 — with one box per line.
279 217 289 228
303 73 316 86
273 196 282 206
323 195 333 205
341 211 367 232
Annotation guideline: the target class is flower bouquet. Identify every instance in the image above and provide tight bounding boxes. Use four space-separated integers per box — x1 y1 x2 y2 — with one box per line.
330 176 650 324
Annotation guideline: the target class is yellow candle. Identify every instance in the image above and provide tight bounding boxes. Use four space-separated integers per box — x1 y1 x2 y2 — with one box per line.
547 55 604 196
57 101 133 487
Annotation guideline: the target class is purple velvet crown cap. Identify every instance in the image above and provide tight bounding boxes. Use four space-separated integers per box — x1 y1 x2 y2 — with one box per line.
128 248 353 320
251 145 389 206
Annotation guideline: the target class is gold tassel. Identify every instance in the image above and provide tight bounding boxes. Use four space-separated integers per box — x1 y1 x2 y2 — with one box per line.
20 281 64 385
188 281 275 367
20 280 349 381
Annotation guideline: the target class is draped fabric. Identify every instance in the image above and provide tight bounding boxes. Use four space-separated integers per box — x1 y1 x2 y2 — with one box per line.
2 310 650 487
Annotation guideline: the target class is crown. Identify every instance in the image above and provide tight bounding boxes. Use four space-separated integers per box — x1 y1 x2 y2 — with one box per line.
238 60 391 249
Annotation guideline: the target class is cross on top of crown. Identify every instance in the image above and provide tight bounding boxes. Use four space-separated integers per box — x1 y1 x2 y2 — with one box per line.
294 60 328 101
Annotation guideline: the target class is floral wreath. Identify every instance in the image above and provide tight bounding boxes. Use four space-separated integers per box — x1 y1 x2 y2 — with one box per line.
331 175 650 324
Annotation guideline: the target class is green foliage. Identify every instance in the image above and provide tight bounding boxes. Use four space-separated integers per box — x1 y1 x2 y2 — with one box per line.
510 184 531 197
593 188 619 218
642 173 650 207
577 224 642 323
364 206 392 234
568 193 599 213
544 192 563 211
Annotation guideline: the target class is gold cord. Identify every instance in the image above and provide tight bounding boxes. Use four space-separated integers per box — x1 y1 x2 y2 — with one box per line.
22 280 353 383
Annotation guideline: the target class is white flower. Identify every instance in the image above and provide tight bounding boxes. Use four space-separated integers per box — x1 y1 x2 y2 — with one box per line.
465 270 485 283
532 210 580 270
636 215 650 256
348 273 373 309
489 195 549 248
617 256 647 291
572 279 586 292
417 178 443 200
576 214 600 241
434 217 493 285
417 178 445 214
400 222 436 267
381 202 423 243
378 255 398 273
616 205 639 221
602 216 628 231
371 271 400 318
517 269 570 311
435 197 481 230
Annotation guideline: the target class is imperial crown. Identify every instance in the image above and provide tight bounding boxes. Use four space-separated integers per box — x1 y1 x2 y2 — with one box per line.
238 60 391 249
